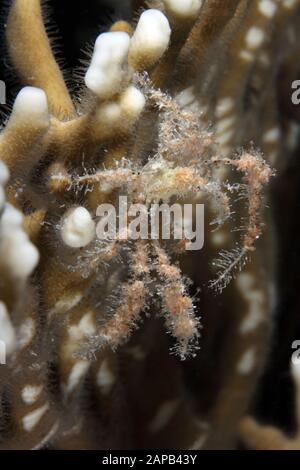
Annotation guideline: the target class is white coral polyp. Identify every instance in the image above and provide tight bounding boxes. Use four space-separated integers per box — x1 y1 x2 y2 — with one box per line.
96 102 122 124
1 202 24 227
0 301 16 356
0 186 4 211
61 207 96 248
163 0 203 18
0 204 40 279
0 161 9 211
12 87 49 125
85 32 131 99
129 9 171 69
120 86 146 118
96 86 145 125
8 232 39 278
0 161 9 185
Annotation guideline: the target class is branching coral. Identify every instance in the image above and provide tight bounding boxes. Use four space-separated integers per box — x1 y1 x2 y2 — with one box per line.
240 361 300 449
0 0 298 450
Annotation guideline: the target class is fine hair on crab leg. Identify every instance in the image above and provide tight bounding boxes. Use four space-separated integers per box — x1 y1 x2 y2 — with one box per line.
153 241 200 359
209 152 273 291
76 241 149 359
77 281 147 358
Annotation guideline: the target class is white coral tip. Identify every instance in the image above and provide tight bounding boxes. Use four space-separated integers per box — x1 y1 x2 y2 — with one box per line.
120 86 146 117
1 203 24 228
0 302 16 356
94 32 131 64
0 161 9 185
61 207 96 248
0 186 5 211
129 9 171 69
0 204 40 279
8 233 40 278
13 87 49 123
85 32 130 99
163 0 202 18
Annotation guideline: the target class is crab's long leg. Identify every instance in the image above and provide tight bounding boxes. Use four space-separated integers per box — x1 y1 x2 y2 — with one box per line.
75 240 149 359
153 242 199 359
